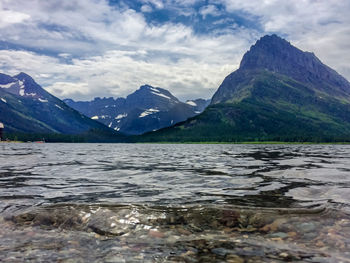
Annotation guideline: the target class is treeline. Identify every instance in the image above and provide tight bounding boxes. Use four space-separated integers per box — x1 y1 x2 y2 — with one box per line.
134 101 350 143
136 130 350 143
3 128 129 143
4 130 350 143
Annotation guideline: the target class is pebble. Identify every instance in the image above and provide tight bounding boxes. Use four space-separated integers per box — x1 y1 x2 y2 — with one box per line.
270 237 283 242
177 228 191 235
226 254 244 263
298 222 316 232
304 232 318 240
148 229 165 238
181 250 196 257
223 227 233 233
287 231 297 238
279 252 289 258
68 240 79 246
211 248 227 257
269 232 288 239
315 240 325 247
260 218 286 232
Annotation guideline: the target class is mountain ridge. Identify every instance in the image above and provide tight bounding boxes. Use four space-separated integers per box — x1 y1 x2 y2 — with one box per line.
64 85 210 135
138 34 350 142
0 72 122 141
212 34 350 105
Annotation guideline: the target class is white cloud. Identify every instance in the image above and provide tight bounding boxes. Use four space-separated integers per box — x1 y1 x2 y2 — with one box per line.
0 0 255 101
0 10 30 28
221 0 350 79
199 5 221 19
141 0 164 9
0 0 349 103
0 38 242 101
141 4 153 12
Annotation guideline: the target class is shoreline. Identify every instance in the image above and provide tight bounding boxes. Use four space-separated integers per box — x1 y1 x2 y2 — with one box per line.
2 141 350 145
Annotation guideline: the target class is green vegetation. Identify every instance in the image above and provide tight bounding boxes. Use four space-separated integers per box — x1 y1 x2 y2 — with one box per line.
135 71 350 143
4 128 129 143
3 69 350 144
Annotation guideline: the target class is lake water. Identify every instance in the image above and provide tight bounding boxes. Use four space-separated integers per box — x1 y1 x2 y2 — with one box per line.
0 143 349 262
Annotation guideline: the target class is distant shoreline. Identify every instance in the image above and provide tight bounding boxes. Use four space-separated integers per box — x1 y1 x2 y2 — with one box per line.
2 141 350 145
135 141 350 145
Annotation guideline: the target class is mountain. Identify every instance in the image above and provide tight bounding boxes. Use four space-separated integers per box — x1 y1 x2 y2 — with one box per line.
0 72 121 140
212 34 350 104
64 85 210 135
186 98 210 113
138 35 350 142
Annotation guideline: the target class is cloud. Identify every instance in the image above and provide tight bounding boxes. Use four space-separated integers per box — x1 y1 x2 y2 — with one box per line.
141 0 164 9
0 1 30 28
0 0 349 102
0 0 255 101
199 5 221 19
141 4 153 12
220 0 350 79
0 10 30 28
0 30 247 101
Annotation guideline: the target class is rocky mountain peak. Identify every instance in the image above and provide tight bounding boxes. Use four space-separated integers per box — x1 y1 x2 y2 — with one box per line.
13 72 41 91
14 72 35 82
0 72 50 99
139 84 154 90
240 35 350 90
240 34 310 72
126 84 179 109
137 85 175 98
212 34 350 104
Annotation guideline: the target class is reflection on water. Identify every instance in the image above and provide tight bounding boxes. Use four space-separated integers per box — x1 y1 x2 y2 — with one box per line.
0 143 350 262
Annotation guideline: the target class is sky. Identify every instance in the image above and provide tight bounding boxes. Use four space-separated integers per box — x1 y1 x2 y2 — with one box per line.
0 0 350 101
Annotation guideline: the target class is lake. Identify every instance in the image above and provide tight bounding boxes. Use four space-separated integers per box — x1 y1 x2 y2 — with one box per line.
0 143 349 262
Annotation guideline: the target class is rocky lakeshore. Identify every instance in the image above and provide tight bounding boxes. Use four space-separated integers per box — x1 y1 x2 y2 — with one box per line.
1 143 350 262
1 203 349 262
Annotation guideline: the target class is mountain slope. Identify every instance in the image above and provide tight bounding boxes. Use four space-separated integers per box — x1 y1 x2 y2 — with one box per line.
65 85 210 135
0 73 118 136
212 35 350 104
138 35 350 142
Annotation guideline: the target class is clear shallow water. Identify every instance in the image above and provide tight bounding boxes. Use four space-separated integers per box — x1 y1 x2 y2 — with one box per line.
0 143 350 262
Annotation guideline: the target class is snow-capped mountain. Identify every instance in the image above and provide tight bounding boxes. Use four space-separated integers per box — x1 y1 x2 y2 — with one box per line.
64 85 210 135
0 72 116 135
0 72 52 101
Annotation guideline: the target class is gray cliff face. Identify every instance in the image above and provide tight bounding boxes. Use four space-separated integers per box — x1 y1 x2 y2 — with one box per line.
212 34 350 104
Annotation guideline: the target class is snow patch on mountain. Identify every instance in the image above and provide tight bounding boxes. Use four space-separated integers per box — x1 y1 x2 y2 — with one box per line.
139 108 160 118
186 100 197 106
115 113 127 119
55 104 63 110
149 87 160 93
151 91 171 100
0 82 15 89
18 81 25 96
